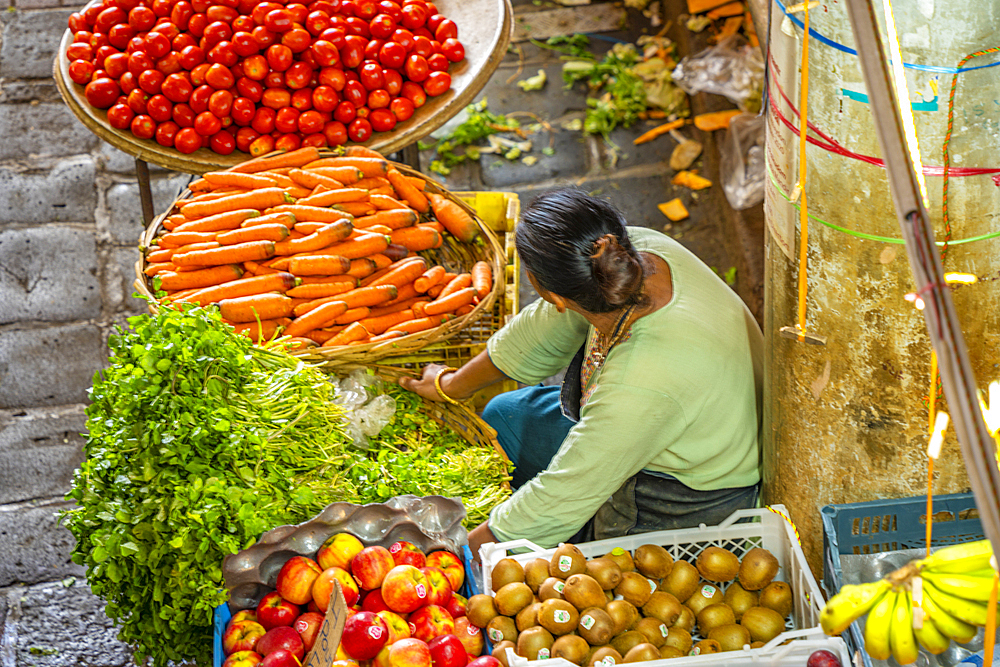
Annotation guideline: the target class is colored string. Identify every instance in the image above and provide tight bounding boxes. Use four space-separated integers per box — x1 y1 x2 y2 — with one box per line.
926 456 934 559
985 573 999 667
773 0 1000 74
766 506 801 546
929 351 938 434
941 47 1000 259
795 1 811 340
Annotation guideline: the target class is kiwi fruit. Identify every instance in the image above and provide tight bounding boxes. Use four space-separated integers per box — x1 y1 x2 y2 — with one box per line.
658 647 683 659
663 627 692 655
516 602 541 632
492 558 526 592
517 626 555 661
759 581 793 618
486 615 518 644
740 606 785 643
673 605 695 632
578 607 615 646
588 647 623 666
552 635 591 665
738 548 780 591
695 547 741 582
708 624 751 651
467 594 500 628
614 572 654 607
550 544 587 579
691 639 722 655
564 574 607 611
723 582 758 621
603 547 635 573
641 591 682 626
524 558 551 594
537 599 580 635
604 600 639 636
660 561 700 601
750 641 765 649
696 603 735 634
495 582 534 617
633 617 669 648
633 545 673 579
492 641 516 667
684 583 723 615
623 643 660 663
610 630 646 656
539 577 567 601
586 558 623 591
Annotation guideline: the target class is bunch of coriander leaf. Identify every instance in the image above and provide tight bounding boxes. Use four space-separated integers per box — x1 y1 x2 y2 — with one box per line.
65 304 508 667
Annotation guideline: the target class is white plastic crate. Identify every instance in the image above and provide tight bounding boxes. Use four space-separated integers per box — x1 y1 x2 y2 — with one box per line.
479 506 851 667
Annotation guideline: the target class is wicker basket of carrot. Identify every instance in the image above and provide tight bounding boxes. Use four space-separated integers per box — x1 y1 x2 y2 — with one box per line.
134 146 506 366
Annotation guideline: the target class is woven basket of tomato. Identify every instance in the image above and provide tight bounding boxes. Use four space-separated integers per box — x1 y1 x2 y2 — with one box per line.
134 146 506 366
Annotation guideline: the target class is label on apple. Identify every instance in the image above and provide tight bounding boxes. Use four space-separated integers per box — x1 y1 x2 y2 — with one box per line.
553 610 570 624
580 615 595 630
390 543 401 553
369 626 384 640
537 649 550 660
553 581 565 593
557 556 572 572
488 628 503 642
701 585 715 598
416 584 427 598
467 625 480 636
659 624 668 638
647 578 657 593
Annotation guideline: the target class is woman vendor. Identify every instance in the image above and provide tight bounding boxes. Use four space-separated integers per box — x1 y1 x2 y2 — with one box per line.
401 189 762 555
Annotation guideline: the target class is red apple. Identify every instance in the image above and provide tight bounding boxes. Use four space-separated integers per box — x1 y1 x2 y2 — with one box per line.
232 610 259 625
352 546 395 590
313 566 360 610
377 610 412 644
382 565 431 613
389 638 433 667
467 657 501 667
293 612 325 653
373 643 393 667
389 541 427 568
330 661 360 667
807 650 843 667
318 533 366 572
409 605 454 644
420 567 453 608
446 594 467 619
452 617 482 656
428 635 468 667
260 649 301 667
277 556 323 605
362 588 392 613
341 610 390 660
425 552 464 592
224 620 267 655
307 601 321 614
257 592 301 631
257 626 305 659
223 651 263 667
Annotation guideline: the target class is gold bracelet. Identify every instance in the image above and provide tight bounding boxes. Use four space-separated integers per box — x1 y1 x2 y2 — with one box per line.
434 366 464 406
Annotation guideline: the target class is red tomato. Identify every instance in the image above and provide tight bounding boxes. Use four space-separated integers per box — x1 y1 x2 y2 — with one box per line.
322 120 347 145
204 21 233 47
318 68 346 92
107 103 135 129
423 69 450 96
67 41 94 61
95 7 127 34
342 16 368 38
242 54 268 80
343 79 367 107
412 26 432 40
147 94 173 121
364 38 383 60
378 1 401 20
190 62 211 85
441 38 464 62
162 72 194 102
251 106 277 132
261 88 291 109
128 51 155 75
302 132 328 148
226 32 255 57
297 109 324 133
208 40 239 66
232 96 255 124
286 3 309 23
310 40 339 67
233 15 255 32
235 126 260 151
249 133 276 156
118 71 138 94
189 84 213 112
434 18 456 41
91 32 112 50
208 89 234 117
274 106 299 132
340 0 358 16
191 0 209 14
155 119 180 146
152 0 172 17
251 2 281 24
427 52 448 72
311 85 339 112
172 102 196 126
236 76 264 101
290 88 314 110
85 77 121 109
382 68 402 95
403 54 428 82
354 0 378 19
399 3 425 29
207 5 238 22
266 44 293 71
68 59 96 85
108 23 136 50
130 113 156 139
153 20 180 42
194 110 222 135
210 129 236 154
389 96 413 121
347 117 372 141
168 0 193 27
358 61 385 90
319 26 347 49
392 28 414 52
104 52 130 78
69 12 89 32
252 25 278 47
170 34 195 51
156 51 184 75
400 80 425 107
127 88 150 113
367 88 390 109
369 107 395 132
305 10 331 35
205 63 235 88
412 35 433 58
340 36 365 68
188 13 209 36
281 28 312 53
179 44 205 68
175 127 203 152
367 13 395 39
282 63 312 90
145 31 171 58
95 45 118 66
333 100 356 123
275 133 301 150
73 29 94 43
264 71 285 88
264 9 294 32
425 2 439 14
314 0 341 15
83 5 103 26
425 12 445 33
355 104 369 119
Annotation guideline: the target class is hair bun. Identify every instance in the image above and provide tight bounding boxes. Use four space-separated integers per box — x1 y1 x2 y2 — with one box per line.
590 234 642 308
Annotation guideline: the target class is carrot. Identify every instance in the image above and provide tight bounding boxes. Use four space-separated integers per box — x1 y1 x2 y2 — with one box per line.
261 172 297 188
182 272 297 305
173 240 276 267
384 243 409 262
359 309 416 335
632 119 687 146
298 275 358 286
146 247 177 263
308 157 388 177
230 147 322 173
174 241 221 255
219 293 294 322
323 321 368 347
174 208 259 233
471 261 492 298
305 328 340 343
386 167 428 212
333 307 371 325
282 300 350 338
294 221 327 234
348 258 377 279
296 188 369 207
383 282 419 306
369 330 406 343
419 220 445 234
411 300 430 317
160 230 219 246
438 273 472 300
144 262 174 276
415 265 446 293
157 264 243 291
180 188 291 219
354 176 392 190
369 257 426 288
330 284 397 310
273 220 353 254
354 209 417 230
161 287 203 302
332 201 377 217
370 194 408 210
266 204 353 223
203 171 278 189
357 225 392 237
188 178 212 192
386 313 454 334
369 186 395 198
428 193 479 243
367 297 423 318
405 176 426 191
309 166 364 184
343 146 386 159
425 286 477 315
161 214 185 230
284 185 313 199
454 304 475 316
286 281 355 299
390 226 439 251
241 212 297 228
292 295 345 317
217 223 290 245
288 255 352 276
360 256 424 287
427 283 445 298
244 260 281 275
231 317 290 343
288 168 343 190
317 234 390 260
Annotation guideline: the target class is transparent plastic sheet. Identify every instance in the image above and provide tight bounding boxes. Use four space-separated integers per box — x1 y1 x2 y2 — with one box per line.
671 35 764 112
334 369 396 448
719 112 765 210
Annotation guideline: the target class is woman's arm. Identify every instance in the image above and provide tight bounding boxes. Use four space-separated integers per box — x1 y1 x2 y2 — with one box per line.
398 351 508 402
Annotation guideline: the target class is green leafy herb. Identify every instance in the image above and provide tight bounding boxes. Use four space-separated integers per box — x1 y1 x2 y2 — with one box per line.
530 34 594 59
424 99 522 174
562 43 648 137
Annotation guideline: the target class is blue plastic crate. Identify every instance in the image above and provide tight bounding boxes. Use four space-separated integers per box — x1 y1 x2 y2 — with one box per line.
821 492 983 667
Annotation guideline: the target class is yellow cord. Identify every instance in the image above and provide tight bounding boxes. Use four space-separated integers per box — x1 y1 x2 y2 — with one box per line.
929 351 938 433
925 458 934 559
985 571 998 667
795 1 811 340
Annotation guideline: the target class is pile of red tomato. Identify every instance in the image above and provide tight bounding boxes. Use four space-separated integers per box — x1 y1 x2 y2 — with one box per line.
65 0 465 155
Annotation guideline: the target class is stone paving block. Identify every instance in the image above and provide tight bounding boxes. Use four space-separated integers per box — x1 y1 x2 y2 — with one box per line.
0 405 86 505
97 144 171 175
0 499 85 586
480 128 589 188
0 104 98 161
111 246 149 314
0 8 75 79
0 157 96 224
604 123 705 172
0 79 62 103
0 226 101 323
106 174 190 244
477 61 586 126
0 323 106 409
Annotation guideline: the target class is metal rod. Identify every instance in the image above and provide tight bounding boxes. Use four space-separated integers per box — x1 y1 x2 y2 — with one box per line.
135 158 154 226
843 0 1000 555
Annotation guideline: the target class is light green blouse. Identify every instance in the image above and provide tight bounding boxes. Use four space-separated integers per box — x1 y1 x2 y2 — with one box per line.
486 227 762 547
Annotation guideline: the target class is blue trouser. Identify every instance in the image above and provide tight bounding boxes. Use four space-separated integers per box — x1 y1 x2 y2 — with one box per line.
482 385 759 541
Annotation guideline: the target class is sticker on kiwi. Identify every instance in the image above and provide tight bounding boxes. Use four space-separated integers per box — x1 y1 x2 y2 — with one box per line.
689 648 701 657
647 578 657 593
611 548 626 556
600 658 616 667
558 555 573 572
659 624 669 638
537 649 550 660
580 615 596 630
613 594 625 601
488 628 503 642
416 583 427 598
701 585 716 598
554 581 565 593
553 610 571 624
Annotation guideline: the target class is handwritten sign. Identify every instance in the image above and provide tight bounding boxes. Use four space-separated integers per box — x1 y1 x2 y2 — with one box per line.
304 582 348 667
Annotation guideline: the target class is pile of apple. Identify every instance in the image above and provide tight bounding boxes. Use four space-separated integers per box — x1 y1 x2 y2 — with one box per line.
65 0 466 155
222 533 501 667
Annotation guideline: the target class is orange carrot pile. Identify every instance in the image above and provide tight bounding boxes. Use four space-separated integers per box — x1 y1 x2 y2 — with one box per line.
145 147 494 347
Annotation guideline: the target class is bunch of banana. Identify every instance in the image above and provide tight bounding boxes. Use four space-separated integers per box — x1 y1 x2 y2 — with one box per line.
820 539 997 665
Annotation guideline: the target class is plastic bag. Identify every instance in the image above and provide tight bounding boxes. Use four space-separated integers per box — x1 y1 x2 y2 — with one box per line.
671 35 763 113
719 112 765 210
335 370 395 448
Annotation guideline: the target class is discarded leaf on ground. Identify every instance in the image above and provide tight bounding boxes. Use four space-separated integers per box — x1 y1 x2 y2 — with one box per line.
518 69 548 91
694 109 741 131
670 139 703 170
672 170 713 190
686 15 712 31
658 198 689 221
634 119 686 145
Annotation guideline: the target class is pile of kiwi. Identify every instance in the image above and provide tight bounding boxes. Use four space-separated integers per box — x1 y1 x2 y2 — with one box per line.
466 543 792 665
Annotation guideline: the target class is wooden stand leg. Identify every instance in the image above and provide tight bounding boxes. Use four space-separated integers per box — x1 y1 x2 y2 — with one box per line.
135 158 154 226
399 144 420 171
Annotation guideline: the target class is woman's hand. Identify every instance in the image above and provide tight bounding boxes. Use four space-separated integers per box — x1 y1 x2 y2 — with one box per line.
398 364 453 402
468 521 498 567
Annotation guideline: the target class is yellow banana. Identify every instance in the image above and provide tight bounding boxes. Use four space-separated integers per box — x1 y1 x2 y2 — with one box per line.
923 570 997 602
913 595 951 655
864 588 897 661
922 539 993 574
890 591 920 665
922 587 977 643
820 579 892 635
923 579 988 626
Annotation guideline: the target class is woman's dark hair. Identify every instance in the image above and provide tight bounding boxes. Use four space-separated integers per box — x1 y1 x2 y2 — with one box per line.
516 189 646 313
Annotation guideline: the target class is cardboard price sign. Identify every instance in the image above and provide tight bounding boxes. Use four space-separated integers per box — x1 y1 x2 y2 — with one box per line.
304 582 348 667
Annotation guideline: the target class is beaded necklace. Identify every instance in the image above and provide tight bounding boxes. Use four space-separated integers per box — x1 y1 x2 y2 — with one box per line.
580 304 637 406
